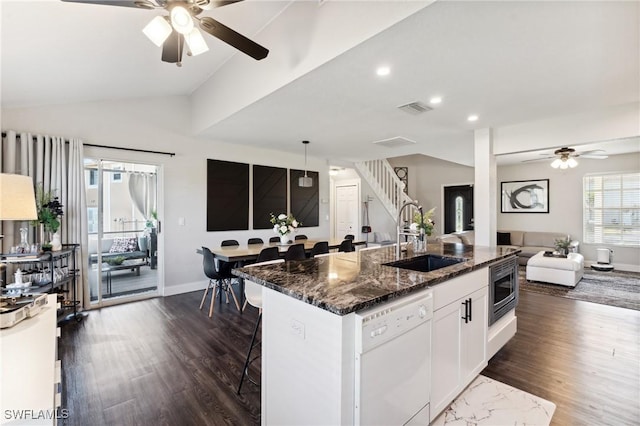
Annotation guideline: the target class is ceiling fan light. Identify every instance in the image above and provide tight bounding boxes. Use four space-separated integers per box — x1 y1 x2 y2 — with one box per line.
185 28 209 56
550 158 562 168
143 16 172 47
567 158 578 168
559 160 569 170
171 6 194 35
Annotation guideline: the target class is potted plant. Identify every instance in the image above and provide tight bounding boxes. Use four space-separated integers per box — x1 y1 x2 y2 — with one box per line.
32 184 64 250
554 236 572 255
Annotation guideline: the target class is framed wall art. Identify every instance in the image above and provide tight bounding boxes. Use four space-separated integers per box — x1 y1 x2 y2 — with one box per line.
501 179 549 213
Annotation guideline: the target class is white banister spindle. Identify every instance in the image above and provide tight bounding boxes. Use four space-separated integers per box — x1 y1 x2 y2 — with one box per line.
355 159 418 223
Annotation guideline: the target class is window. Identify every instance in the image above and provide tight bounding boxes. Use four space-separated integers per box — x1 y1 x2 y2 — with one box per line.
583 172 640 246
111 165 123 183
87 207 98 234
455 196 463 233
88 169 98 188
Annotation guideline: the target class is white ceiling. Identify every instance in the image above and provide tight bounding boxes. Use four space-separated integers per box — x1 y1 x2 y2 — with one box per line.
2 0 639 166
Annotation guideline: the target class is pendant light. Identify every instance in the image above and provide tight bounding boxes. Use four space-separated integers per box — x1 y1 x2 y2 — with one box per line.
298 140 313 188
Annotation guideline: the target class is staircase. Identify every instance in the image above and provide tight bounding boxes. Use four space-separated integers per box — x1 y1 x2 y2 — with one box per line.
354 159 419 225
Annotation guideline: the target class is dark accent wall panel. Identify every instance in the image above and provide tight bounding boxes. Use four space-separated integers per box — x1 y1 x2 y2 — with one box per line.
207 159 249 231
290 169 319 227
253 165 287 229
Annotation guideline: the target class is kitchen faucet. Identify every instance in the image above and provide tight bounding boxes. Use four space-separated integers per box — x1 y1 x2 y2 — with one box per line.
396 201 423 258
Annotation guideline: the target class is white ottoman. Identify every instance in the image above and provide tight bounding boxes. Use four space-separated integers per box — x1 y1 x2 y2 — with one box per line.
526 251 584 287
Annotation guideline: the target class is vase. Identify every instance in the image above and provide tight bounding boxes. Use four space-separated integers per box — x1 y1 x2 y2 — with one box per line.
50 231 62 251
280 234 291 245
17 227 30 253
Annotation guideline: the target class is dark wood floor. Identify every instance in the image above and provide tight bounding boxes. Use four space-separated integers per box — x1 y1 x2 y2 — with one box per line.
483 291 640 426
59 288 640 426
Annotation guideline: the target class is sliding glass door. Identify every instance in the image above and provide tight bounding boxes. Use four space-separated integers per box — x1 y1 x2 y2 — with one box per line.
84 159 160 306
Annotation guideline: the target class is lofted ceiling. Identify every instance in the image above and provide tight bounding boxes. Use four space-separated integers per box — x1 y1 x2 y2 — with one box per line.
1 0 639 166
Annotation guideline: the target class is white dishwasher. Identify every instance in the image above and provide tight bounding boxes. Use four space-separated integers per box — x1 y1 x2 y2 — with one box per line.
354 289 433 425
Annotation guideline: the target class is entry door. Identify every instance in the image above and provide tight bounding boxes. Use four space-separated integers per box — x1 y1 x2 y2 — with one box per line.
443 185 474 234
85 159 160 307
335 184 359 239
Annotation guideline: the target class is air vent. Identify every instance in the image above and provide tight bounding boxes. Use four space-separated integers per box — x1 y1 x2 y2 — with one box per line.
372 136 417 148
397 101 432 115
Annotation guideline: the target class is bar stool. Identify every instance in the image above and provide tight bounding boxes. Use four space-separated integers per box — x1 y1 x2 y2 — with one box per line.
269 236 280 243
295 234 308 240
247 238 263 245
237 258 285 394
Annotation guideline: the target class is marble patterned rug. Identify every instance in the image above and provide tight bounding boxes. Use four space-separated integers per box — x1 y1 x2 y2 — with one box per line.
432 375 556 426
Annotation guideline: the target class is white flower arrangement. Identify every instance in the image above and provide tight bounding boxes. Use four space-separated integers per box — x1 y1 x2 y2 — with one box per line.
270 213 301 236
409 207 436 236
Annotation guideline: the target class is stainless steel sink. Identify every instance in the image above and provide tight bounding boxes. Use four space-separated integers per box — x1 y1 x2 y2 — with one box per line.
384 254 467 273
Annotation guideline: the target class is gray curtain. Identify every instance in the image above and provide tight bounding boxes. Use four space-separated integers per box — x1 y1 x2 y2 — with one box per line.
1 130 89 309
127 172 157 222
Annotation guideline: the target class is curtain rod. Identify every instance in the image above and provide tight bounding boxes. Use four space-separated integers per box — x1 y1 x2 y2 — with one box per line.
1 132 176 157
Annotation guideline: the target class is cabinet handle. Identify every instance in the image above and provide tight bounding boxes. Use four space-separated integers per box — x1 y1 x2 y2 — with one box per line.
461 300 469 323
468 297 472 322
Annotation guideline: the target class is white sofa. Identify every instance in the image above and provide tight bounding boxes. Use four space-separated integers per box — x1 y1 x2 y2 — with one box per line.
435 230 579 265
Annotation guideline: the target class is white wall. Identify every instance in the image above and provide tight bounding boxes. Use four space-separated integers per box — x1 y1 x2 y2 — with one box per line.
2 96 331 295
498 152 640 271
388 154 475 237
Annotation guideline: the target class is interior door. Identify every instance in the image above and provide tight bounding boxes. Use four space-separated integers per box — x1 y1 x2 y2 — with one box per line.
334 184 359 239
443 185 474 234
85 159 160 306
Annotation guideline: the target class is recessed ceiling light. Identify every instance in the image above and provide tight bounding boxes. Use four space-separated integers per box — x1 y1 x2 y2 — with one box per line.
376 66 390 76
429 97 442 104
467 115 479 122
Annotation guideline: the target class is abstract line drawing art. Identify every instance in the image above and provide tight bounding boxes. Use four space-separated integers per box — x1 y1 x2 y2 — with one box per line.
501 179 549 213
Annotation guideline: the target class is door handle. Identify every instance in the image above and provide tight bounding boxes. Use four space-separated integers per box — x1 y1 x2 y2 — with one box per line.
468 297 472 322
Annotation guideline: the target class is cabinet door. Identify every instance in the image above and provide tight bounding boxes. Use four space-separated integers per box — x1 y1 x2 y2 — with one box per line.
461 286 488 386
430 299 463 421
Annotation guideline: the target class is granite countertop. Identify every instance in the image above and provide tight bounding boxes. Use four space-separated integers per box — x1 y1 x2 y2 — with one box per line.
232 243 520 316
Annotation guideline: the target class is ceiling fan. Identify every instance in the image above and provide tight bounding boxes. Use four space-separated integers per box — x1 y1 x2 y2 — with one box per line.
60 0 269 66
523 146 609 169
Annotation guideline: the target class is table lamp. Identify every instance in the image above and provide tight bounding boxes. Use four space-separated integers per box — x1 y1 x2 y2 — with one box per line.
0 173 38 236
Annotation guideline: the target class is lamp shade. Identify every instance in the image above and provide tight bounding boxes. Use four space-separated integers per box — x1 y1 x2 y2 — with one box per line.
298 175 313 187
0 173 38 221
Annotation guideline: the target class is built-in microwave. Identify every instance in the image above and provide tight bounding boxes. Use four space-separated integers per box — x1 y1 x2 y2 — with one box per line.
489 256 518 325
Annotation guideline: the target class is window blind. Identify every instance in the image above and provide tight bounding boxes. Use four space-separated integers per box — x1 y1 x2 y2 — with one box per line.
583 172 640 246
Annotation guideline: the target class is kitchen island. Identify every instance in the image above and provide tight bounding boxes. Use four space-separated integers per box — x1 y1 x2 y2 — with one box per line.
233 243 519 425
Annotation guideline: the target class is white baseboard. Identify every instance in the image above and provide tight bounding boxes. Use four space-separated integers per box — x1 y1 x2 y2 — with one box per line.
584 260 639 273
163 280 207 297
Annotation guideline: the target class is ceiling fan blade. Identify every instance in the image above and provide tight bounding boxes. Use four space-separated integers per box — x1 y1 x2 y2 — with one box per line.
162 31 184 64
199 17 269 60
521 156 554 163
579 154 609 159
197 0 244 10
576 149 608 159
61 0 157 9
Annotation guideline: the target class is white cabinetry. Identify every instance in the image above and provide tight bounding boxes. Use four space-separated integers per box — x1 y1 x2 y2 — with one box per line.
1 294 60 425
430 268 488 422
